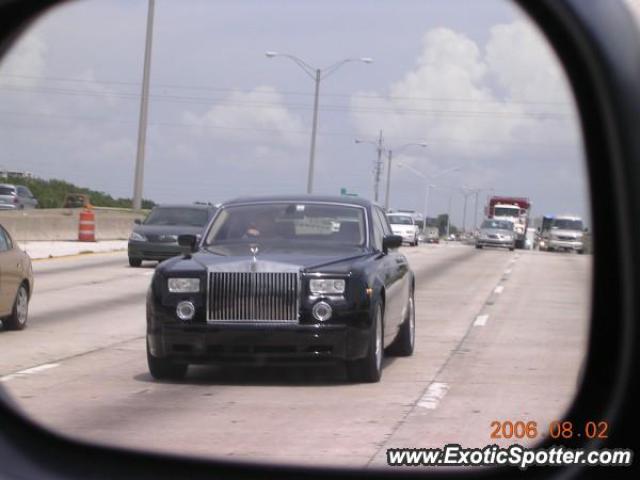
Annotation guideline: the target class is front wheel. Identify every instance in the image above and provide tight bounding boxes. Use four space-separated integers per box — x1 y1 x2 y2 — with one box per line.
147 341 188 380
386 289 415 357
4 284 29 330
347 304 383 383
129 257 142 267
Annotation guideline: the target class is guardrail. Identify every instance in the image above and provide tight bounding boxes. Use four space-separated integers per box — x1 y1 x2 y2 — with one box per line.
0 209 145 241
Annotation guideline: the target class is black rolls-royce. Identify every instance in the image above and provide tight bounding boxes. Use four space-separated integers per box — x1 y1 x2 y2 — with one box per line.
146 195 415 383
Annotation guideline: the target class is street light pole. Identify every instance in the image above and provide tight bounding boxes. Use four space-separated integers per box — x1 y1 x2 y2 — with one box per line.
266 52 372 194
132 0 155 210
384 149 393 210
307 69 321 194
374 130 383 202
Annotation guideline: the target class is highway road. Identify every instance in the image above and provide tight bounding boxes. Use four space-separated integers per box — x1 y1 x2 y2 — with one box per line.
0 244 591 468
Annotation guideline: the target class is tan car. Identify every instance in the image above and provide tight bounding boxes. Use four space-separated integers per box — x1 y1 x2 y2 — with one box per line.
0 224 33 330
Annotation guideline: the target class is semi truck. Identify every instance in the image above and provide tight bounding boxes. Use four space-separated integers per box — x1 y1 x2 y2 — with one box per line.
486 196 531 249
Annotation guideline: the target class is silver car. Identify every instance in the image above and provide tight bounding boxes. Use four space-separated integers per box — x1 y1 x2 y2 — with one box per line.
476 219 516 251
0 184 38 210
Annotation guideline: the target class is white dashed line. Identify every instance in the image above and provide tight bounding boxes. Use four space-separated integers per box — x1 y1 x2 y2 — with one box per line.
494 285 504 294
0 363 60 382
474 314 489 326
417 382 449 410
504 268 512 275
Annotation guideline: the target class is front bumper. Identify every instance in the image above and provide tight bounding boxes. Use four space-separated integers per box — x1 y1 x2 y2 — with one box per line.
476 238 514 249
148 321 370 365
128 241 182 261
548 239 583 251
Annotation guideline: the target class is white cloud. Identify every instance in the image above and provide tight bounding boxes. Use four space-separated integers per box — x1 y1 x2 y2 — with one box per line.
349 21 580 163
182 86 306 147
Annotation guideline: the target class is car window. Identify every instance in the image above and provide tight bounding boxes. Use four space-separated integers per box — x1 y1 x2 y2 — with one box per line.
375 207 393 236
144 207 210 227
0 227 11 252
0 186 16 196
370 208 384 251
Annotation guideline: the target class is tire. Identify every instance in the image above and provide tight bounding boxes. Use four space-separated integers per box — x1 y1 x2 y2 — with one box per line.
475 244 483 249
509 246 515 251
147 341 188 380
578 249 585 255
347 303 383 383
386 289 415 357
129 257 142 267
4 284 29 330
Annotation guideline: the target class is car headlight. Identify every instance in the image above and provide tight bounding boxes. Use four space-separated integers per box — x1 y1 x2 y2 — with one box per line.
129 231 147 241
168 278 200 293
309 278 346 295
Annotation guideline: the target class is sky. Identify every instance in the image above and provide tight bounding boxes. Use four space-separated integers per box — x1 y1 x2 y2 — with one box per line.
0 0 592 227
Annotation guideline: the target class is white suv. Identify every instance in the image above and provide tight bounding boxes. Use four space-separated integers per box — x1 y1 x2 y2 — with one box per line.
386 212 419 246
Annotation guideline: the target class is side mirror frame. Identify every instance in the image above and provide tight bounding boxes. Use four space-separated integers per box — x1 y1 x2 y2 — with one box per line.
382 234 403 253
178 234 198 255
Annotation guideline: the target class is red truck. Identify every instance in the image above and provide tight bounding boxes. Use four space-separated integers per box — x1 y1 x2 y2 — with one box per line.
486 196 531 249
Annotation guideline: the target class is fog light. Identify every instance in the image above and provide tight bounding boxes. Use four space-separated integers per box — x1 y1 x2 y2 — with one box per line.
312 301 332 322
176 301 195 321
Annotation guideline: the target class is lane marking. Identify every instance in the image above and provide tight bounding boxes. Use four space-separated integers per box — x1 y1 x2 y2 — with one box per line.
494 285 504 294
504 268 512 275
417 382 450 410
474 314 489 326
0 363 60 382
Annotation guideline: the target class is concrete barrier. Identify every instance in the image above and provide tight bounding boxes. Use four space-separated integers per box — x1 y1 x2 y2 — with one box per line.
0 209 145 241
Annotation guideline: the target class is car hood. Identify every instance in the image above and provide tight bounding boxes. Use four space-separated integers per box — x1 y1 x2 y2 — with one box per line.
161 243 373 274
133 224 206 236
550 229 583 237
391 224 417 231
480 228 514 236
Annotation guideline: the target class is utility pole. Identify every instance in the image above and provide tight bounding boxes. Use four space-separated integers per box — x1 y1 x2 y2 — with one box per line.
384 149 393 211
373 130 383 202
447 192 453 237
132 0 155 210
462 193 469 233
474 190 479 229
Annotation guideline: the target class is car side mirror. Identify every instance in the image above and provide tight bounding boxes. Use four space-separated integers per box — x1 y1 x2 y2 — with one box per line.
178 234 198 254
134 219 142 225
382 234 403 253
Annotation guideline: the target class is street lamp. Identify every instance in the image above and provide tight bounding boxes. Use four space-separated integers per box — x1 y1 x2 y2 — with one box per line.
354 131 384 202
383 142 427 210
266 51 372 194
397 162 461 225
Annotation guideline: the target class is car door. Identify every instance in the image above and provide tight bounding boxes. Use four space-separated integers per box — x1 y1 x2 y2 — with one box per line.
372 207 408 343
377 208 410 327
16 186 35 208
0 226 20 315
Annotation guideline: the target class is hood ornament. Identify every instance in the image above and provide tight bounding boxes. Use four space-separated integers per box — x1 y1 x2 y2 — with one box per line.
250 245 259 272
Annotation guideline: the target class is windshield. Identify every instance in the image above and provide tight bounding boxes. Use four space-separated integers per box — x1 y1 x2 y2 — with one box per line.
144 207 210 227
205 203 366 246
493 206 520 217
387 215 414 225
481 219 514 230
552 219 584 230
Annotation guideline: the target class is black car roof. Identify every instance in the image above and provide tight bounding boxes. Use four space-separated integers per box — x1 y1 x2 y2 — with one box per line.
222 195 375 208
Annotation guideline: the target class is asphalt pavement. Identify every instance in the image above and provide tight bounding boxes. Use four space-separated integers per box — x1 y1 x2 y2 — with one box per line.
0 244 591 469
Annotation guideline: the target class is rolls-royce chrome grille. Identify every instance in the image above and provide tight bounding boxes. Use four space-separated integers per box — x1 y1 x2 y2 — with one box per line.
208 272 299 322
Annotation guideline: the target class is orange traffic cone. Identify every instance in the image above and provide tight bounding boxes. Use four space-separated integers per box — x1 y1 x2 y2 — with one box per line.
78 208 96 242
